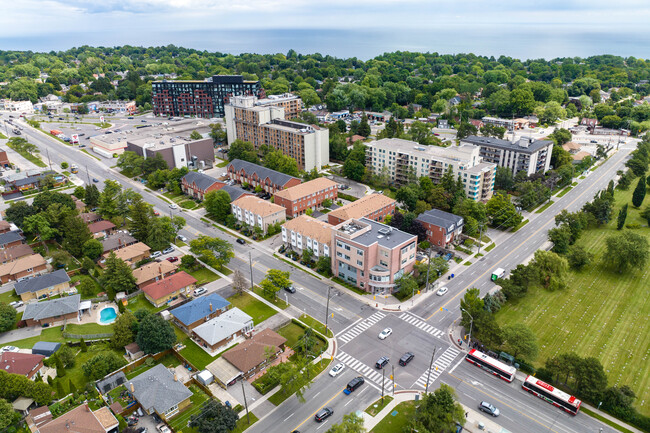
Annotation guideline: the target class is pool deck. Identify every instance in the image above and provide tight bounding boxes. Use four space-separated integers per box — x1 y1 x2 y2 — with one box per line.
78 301 119 326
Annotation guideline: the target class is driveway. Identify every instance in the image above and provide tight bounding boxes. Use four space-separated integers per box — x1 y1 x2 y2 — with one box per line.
326 174 368 198
0 326 41 345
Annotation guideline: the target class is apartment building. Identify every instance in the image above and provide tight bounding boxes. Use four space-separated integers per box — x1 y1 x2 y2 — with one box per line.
460 135 553 176
281 215 333 258
226 159 301 194
152 75 264 118
482 116 516 131
253 93 304 119
327 193 396 225
224 96 329 171
0 99 33 113
366 138 496 201
181 172 222 200
231 196 286 234
415 209 464 248
331 218 417 293
273 178 339 218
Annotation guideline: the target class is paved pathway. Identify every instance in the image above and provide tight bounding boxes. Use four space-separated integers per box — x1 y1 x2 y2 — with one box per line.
0 326 41 345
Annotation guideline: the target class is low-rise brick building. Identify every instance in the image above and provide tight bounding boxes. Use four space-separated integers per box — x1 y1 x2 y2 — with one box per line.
141 271 197 307
273 177 338 218
327 194 396 225
170 293 231 333
22 294 80 327
281 215 333 258
181 172 222 201
231 195 286 234
0 254 47 283
192 307 254 353
14 269 71 302
133 260 178 288
415 209 464 248
226 159 301 195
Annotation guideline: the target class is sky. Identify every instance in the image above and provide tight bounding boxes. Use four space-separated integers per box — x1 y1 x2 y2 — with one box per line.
1 0 649 58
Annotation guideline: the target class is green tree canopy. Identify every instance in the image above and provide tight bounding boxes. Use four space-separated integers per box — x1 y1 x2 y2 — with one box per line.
136 313 176 354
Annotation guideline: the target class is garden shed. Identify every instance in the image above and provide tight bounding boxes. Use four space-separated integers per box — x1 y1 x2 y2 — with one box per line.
31 342 61 357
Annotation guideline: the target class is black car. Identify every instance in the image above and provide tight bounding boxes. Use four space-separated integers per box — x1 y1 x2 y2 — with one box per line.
314 407 333 422
346 376 365 392
236 238 246 245
78 133 85 136
375 356 389 369
284 285 296 293
399 352 415 366
92 178 99 183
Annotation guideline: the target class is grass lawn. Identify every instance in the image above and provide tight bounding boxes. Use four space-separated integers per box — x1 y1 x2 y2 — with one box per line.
267 358 331 406
185 266 220 285
298 314 333 338
215 160 229 168
179 200 199 209
163 191 184 200
10 327 68 349
511 218 529 232
168 384 210 433
252 287 289 310
0 290 20 304
6 142 47 167
179 339 218 370
535 200 554 213
231 412 259 433
276 322 306 349
65 322 114 336
125 293 167 314
495 185 650 416
556 185 573 197
227 293 277 325
71 274 101 298
125 353 181 380
365 395 394 416
370 400 416 433
484 243 496 252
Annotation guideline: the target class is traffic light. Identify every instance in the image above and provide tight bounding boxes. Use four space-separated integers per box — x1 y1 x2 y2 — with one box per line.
417 290 420 295
390 375 393 380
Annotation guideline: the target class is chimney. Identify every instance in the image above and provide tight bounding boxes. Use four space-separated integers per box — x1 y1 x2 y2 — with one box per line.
130 382 134 393
85 404 90 412
174 373 178 382
209 303 213 312
118 238 122 247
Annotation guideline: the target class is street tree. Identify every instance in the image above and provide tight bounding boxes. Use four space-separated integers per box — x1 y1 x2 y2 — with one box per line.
189 236 234 271
189 400 238 433
0 303 17 333
204 190 232 223
632 176 646 208
136 313 176 354
111 311 137 350
98 180 122 219
62 216 92 257
326 412 366 433
548 225 572 255
147 217 176 251
99 251 137 299
232 270 247 297
395 274 418 300
604 231 650 272
501 323 538 360
128 195 153 242
411 384 465 433
265 356 313 402
582 190 614 225
486 192 522 229
259 269 291 299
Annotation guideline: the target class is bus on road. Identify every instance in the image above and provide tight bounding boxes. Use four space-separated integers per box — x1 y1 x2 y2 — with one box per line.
491 268 505 281
465 349 516 382
522 375 581 415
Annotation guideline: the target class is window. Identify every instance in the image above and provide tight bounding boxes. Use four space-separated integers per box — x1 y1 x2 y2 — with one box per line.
357 260 363 266
357 249 364 256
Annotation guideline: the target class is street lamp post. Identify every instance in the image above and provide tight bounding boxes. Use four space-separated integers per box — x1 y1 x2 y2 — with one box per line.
460 308 473 351
424 347 436 394
324 286 332 337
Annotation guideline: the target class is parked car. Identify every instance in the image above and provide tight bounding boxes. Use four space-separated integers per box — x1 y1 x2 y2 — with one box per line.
375 356 389 369
193 287 207 296
1 346 19 352
177 235 187 242
378 327 393 340
162 246 174 255
154 211 160 216
9 301 23 309
478 401 500 417
92 178 99 183
399 352 415 366
236 238 246 245
166 256 179 263
436 286 449 296
328 362 345 377
284 285 296 293
156 424 171 433
151 251 162 258
314 407 333 422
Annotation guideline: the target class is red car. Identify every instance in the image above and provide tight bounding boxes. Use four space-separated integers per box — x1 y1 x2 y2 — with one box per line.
166 256 179 263
154 211 160 216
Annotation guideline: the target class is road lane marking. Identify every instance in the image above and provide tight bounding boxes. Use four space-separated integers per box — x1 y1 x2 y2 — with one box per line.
448 352 465 373
398 312 445 339
337 311 385 344
291 390 342 432
425 149 630 321
412 346 460 389
335 317 363 337
283 413 294 422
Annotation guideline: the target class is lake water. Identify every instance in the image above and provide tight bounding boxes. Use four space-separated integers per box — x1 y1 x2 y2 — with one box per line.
2 27 649 60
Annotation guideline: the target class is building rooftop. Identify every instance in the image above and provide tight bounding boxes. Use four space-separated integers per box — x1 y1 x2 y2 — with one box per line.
23 294 80 322
0 244 33 263
335 218 416 249
328 194 395 222
14 269 70 296
133 260 178 286
170 293 231 326
282 215 333 245
415 209 464 233
220 185 252 201
129 364 192 415
193 307 253 345
101 232 137 253
87 220 116 234
274 177 338 201
263 119 320 134
462 135 553 154
182 171 220 192
0 230 24 245
0 352 44 376
232 195 285 217
141 271 197 300
38 403 117 433
104 242 150 261
227 159 300 187
0 254 46 277
79 212 101 224
222 329 287 373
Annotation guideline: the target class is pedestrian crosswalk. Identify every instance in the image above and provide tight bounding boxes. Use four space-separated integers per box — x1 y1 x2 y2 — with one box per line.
337 311 386 344
412 346 461 390
398 312 445 339
336 351 393 390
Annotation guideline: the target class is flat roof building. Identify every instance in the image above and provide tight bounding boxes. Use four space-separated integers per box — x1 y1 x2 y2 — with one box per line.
460 135 553 176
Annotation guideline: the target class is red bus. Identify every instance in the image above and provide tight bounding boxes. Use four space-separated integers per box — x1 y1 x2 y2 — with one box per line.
522 375 581 415
465 349 516 382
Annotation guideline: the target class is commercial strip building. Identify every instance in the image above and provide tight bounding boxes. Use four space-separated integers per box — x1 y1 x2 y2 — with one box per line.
0 99 33 113
460 135 553 176
365 138 496 201
152 75 264 118
330 218 417 293
86 100 136 114
226 159 301 194
273 177 339 218
224 96 329 171
281 215 333 258
327 193 396 225
415 209 464 248
231 195 286 234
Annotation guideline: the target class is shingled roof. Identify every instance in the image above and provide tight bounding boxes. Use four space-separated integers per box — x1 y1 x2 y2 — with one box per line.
228 159 300 187
14 269 70 295
222 329 286 373
129 364 192 415
22 294 80 322
182 171 220 192
170 293 230 326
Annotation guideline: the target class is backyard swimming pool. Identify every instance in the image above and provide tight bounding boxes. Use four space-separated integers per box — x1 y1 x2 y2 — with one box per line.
99 306 117 324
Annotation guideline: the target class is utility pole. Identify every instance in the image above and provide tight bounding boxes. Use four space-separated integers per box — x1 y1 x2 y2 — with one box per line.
424 347 436 394
240 380 250 424
476 224 485 255
248 252 254 290
381 367 385 402
460 308 473 351
391 364 395 396
46 148 52 171
424 247 433 292
85 165 90 184
324 286 332 337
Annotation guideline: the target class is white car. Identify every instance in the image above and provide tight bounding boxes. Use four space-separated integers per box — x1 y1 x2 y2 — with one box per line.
378 328 393 340
436 286 449 296
328 362 345 377
169 203 178 209
177 235 188 242
193 287 207 297
9 301 23 309
1 346 19 352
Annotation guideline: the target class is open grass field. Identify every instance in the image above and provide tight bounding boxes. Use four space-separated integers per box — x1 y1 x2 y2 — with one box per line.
495 185 650 415
227 292 277 325
370 400 416 433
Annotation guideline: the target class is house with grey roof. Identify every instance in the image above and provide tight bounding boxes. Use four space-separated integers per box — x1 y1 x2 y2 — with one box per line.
128 364 192 421
219 184 253 201
0 230 24 249
14 269 71 301
170 293 231 332
415 209 464 248
192 307 254 354
181 171 221 200
101 232 137 253
460 135 553 176
227 159 301 195
22 294 81 327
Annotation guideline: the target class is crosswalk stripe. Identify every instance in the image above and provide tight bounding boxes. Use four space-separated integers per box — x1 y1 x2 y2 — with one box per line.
337 312 386 344
398 312 445 339
411 346 461 390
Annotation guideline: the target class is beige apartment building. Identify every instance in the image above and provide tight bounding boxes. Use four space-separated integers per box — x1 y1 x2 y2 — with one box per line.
281 215 333 258
365 138 496 201
231 195 286 234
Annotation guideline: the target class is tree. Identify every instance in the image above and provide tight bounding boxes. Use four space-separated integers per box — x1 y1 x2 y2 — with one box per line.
77 278 97 297
181 254 197 269
147 217 176 251
82 238 103 260
394 274 418 299
604 231 650 272
501 324 538 360
395 186 418 211
204 190 232 223
357 115 371 137
259 269 291 299
264 356 313 402
617 204 628 230
632 176 646 208
232 270 247 297
56 346 76 368
411 384 465 433
516 180 551 210
85 184 100 207
0 398 19 430
566 245 592 270
316 256 332 276
190 130 202 140
5 201 36 227
548 225 572 254
530 250 568 291
263 150 300 177
128 196 153 242
228 140 259 163
0 303 16 333
111 311 137 350
456 122 478 139
98 180 122 219
80 338 87 352
117 151 145 176
209 123 227 145
62 216 92 257
22 214 58 243
641 205 650 226
189 236 234 270
68 379 77 395
582 190 614 225
136 313 176 354
99 251 136 299
189 400 238 433
486 192 522 229
342 159 365 181
574 356 608 402
494 166 515 191
326 412 365 433
82 351 127 380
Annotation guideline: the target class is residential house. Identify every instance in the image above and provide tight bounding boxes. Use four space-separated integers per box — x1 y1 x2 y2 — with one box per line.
0 254 47 283
0 244 34 264
26 406 53 431
572 151 592 163
331 218 417 293
0 230 25 249
192 307 254 353
415 209 464 248
102 242 150 268
14 269 71 302
346 134 366 145
87 220 116 239
219 184 254 201
71 196 86 212
469 119 484 129
0 352 45 380
222 329 287 379
128 364 192 421
226 159 301 195
273 177 339 218
22 294 81 327
327 194 396 225
133 260 178 288
79 212 102 224
0 220 11 234
101 232 137 254
0 151 9 168
170 293 231 333
460 135 553 176
141 271 197 307
6 171 65 192
281 215 333 258
181 172 222 201
37 403 118 433
231 196 285 234
562 142 582 154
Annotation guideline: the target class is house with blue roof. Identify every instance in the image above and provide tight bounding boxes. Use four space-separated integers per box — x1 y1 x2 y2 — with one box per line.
170 292 231 333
